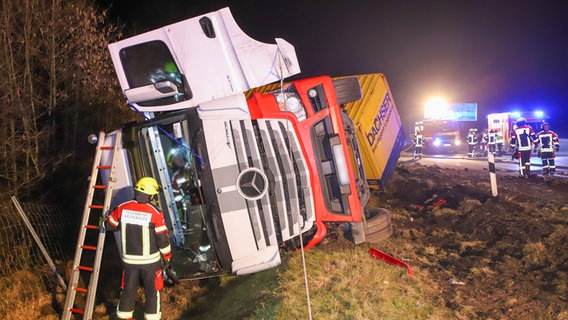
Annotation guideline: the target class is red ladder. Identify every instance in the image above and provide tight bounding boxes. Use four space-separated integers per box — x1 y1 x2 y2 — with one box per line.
62 130 121 320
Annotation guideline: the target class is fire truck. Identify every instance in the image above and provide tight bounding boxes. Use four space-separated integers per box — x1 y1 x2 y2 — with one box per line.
414 119 462 154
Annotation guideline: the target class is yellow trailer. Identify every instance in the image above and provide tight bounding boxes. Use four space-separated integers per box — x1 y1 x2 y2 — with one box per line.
342 73 404 189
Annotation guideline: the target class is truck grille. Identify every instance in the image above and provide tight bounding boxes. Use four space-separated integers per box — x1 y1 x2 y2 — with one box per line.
231 119 314 247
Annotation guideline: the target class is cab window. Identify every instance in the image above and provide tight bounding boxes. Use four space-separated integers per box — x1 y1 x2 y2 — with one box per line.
119 40 192 105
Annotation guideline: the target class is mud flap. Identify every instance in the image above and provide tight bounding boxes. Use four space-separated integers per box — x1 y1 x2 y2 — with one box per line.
350 221 366 244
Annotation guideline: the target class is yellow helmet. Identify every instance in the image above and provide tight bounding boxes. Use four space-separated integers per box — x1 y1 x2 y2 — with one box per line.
134 177 160 195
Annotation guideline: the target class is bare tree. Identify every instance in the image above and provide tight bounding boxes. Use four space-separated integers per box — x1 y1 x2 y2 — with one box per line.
0 0 131 197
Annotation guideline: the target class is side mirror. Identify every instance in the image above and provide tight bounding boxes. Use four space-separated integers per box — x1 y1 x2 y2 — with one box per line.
124 80 180 103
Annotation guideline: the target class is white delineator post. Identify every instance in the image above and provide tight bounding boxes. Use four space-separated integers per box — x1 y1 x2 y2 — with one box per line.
488 153 498 197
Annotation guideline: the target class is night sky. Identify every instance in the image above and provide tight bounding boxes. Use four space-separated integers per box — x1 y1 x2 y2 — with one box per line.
97 0 568 137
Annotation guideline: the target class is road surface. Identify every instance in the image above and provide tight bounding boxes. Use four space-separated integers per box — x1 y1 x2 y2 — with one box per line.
401 138 568 178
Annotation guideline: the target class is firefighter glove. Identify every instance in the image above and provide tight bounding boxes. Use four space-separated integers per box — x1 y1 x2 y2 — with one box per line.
556 145 560 152
98 217 107 229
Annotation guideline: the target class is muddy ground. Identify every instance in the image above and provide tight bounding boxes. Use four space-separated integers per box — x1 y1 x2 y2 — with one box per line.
373 160 568 319
76 159 568 320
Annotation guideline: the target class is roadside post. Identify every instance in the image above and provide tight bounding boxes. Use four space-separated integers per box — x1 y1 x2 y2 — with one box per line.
488 153 498 197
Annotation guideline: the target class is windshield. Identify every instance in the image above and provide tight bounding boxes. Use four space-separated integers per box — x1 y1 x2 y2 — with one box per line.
421 120 459 136
133 115 221 278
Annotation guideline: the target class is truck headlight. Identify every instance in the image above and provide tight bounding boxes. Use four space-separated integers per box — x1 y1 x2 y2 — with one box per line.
275 92 307 121
332 144 350 186
454 140 461 146
433 138 442 147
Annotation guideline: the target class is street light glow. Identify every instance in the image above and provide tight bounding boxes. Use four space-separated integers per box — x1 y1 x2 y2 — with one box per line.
424 96 451 119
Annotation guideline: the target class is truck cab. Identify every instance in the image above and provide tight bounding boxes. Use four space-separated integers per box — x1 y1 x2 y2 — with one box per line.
102 7 380 280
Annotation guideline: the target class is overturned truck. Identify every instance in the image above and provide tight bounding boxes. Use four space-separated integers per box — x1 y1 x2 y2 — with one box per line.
95 7 402 280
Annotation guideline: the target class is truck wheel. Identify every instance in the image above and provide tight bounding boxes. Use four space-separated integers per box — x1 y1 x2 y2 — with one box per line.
364 208 393 243
332 77 362 105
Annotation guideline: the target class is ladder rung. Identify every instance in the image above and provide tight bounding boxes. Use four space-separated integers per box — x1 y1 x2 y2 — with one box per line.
85 224 100 230
78 266 93 272
93 185 107 189
70 308 85 315
97 165 111 169
100 145 114 150
82 245 97 251
89 204 104 209
75 287 88 293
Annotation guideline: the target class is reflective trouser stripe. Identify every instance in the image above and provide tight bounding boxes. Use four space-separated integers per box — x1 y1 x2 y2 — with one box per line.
116 307 133 319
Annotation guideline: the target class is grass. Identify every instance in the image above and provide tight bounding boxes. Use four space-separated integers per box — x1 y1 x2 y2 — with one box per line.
160 235 455 320
0 269 59 320
240 237 454 320
181 265 282 319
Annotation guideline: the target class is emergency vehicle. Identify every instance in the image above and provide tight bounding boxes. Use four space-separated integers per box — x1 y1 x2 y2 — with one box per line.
487 111 548 148
414 119 462 154
64 11 404 318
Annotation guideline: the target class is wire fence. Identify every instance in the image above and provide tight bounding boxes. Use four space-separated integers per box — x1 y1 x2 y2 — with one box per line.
0 198 71 319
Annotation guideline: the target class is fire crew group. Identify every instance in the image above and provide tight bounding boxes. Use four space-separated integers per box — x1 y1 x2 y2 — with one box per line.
510 118 559 177
102 177 172 320
466 118 560 176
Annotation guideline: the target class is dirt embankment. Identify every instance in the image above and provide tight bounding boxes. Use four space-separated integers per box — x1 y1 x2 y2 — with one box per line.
373 162 568 319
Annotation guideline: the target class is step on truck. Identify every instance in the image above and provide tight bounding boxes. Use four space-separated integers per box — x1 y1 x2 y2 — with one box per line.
92 7 395 280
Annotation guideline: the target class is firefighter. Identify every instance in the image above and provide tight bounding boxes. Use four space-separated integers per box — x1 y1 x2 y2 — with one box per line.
534 122 560 175
487 129 497 155
413 130 423 159
466 128 478 158
103 177 172 320
480 129 489 156
167 147 199 205
510 117 537 178
495 128 504 156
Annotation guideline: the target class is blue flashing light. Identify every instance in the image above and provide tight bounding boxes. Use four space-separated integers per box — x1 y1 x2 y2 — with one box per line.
433 138 442 147
534 110 544 118
510 111 521 118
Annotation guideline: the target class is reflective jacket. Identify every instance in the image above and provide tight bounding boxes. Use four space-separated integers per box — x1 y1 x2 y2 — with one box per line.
495 131 504 144
510 125 537 151
467 132 478 145
536 130 559 153
487 131 496 145
106 200 171 265
414 134 423 147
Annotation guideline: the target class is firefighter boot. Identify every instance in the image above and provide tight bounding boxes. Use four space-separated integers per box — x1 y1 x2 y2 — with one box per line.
524 165 530 178
550 168 556 175
542 168 549 175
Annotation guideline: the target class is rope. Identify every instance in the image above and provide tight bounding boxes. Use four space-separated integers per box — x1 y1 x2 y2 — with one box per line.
276 50 313 320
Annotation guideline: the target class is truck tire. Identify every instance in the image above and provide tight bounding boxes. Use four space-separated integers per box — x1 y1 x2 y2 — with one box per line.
333 77 362 105
364 208 393 243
